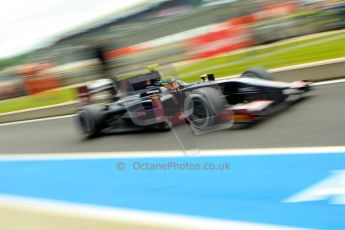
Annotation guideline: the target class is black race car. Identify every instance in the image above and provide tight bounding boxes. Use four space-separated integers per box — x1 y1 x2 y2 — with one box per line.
76 67 310 138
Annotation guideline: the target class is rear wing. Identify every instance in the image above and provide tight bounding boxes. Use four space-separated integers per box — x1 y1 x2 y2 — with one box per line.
77 79 116 106
77 71 163 106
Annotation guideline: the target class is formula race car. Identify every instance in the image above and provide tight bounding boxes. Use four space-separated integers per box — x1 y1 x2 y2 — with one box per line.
76 67 311 138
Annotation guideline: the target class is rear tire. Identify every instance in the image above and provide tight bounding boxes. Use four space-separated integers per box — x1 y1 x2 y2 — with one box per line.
77 105 106 138
242 67 273 81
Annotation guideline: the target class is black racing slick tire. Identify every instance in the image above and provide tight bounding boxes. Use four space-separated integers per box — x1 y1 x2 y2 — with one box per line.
77 105 106 138
184 87 226 130
242 67 273 81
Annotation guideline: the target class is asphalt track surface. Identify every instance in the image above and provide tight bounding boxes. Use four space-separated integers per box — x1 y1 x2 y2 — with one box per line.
0 82 344 154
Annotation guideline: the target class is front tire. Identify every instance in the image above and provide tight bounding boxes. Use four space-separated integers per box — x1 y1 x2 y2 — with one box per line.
184 87 226 130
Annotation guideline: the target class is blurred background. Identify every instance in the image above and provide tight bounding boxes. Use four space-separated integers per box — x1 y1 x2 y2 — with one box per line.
1 3 345 229
0 0 345 114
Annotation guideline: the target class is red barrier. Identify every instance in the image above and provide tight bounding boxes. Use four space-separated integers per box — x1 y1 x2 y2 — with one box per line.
20 63 61 95
104 15 257 61
186 17 255 59
24 76 60 95
105 45 146 59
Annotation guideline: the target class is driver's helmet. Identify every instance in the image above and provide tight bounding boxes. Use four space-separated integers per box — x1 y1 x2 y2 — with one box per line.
160 76 180 91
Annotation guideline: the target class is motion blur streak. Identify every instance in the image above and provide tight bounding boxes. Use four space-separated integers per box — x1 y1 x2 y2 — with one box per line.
1 1 345 230
0 82 344 154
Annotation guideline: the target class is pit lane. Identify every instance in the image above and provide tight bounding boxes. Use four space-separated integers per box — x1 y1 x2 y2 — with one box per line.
0 81 344 154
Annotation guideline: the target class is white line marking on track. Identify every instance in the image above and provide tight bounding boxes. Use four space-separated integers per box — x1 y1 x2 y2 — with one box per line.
311 78 345 86
0 146 345 161
0 194 308 230
0 114 76 127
